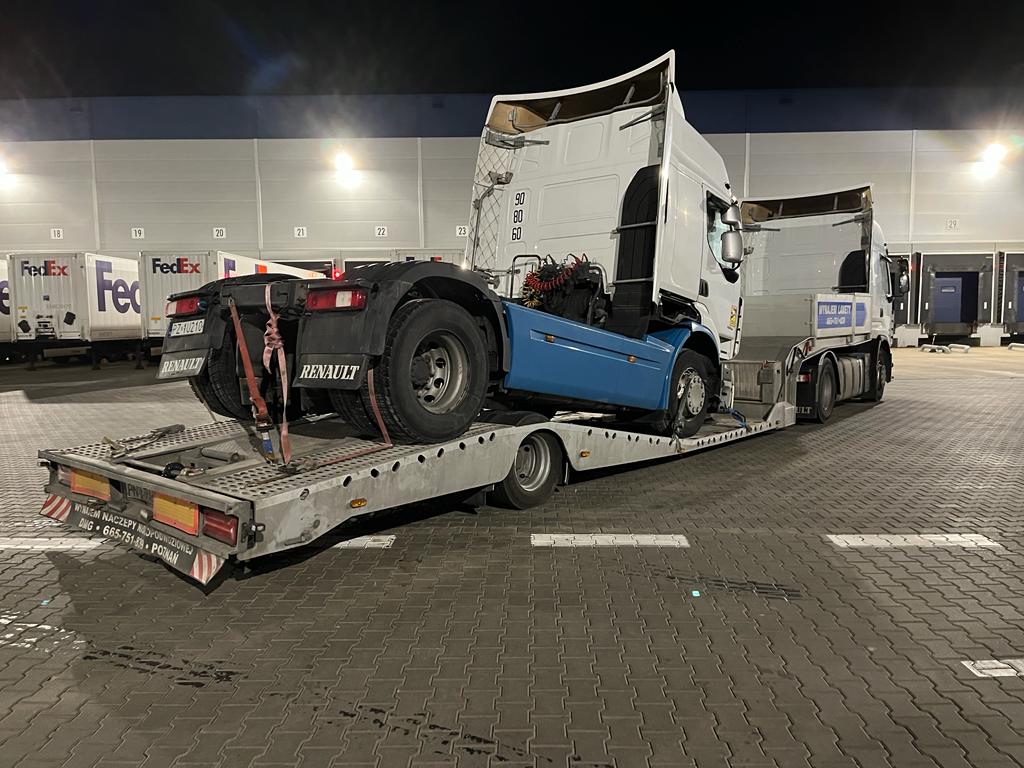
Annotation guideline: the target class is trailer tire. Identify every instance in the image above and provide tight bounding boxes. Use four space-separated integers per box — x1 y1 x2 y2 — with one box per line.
490 431 562 509
362 299 489 443
814 359 837 423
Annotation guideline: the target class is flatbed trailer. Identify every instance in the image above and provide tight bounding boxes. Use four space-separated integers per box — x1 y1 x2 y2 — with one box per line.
37 349 806 585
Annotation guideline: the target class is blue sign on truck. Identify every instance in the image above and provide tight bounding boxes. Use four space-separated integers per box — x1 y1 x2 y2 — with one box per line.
816 300 853 329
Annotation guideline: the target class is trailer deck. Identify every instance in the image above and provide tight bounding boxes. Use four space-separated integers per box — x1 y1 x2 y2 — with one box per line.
38 403 791 584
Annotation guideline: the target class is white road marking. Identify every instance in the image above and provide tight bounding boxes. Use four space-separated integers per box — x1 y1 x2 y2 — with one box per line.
826 534 1001 549
531 534 690 547
0 537 105 551
962 659 1024 678
332 535 396 549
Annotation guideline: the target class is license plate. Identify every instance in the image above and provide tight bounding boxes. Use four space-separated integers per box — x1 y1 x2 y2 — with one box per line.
124 483 152 504
152 493 199 536
68 504 225 585
71 469 110 501
169 318 205 337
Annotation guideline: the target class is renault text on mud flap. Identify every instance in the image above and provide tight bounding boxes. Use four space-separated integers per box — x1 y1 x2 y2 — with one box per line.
159 356 206 377
152 256 201 274
21 259 69 277
299 364 360 381
168 318 205 337
96 260 141 314
0 280 8 316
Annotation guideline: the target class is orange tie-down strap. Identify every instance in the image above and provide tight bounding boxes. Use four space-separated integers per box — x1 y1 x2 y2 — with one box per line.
227 298 278 460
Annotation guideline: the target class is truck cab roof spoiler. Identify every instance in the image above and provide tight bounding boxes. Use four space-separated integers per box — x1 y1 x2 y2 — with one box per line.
742 185 873 224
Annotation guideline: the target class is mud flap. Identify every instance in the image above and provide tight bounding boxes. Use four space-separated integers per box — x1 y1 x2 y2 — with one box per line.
157 350 209 380
39 494 226 585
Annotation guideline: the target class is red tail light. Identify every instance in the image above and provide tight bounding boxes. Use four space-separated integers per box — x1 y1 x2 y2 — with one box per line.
165 296 204 317
202 509 238 546
307 287 367 311
331 268 344 280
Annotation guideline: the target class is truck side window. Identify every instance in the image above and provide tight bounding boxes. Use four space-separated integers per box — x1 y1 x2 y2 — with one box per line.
706 195 730 266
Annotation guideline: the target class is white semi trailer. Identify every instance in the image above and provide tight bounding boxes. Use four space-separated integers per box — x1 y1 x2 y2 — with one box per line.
35 55 908 585
10 252 146 364
0 255 13 359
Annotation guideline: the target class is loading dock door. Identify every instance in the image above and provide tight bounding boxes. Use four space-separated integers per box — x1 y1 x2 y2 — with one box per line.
932 277 962 324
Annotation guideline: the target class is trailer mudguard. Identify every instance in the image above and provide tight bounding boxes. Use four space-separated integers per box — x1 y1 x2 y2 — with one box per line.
294 262 507 389
501 302 718 410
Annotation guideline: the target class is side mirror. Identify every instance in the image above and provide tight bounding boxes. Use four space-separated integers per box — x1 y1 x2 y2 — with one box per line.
897 272 910 296
892 256 910 297
721 230 744 264
721 204 741 228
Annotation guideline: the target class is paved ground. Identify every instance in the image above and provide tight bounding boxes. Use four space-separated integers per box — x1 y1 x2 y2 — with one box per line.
0 347 1022 767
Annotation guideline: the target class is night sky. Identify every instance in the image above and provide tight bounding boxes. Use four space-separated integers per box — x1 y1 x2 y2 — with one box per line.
1 0 1023 98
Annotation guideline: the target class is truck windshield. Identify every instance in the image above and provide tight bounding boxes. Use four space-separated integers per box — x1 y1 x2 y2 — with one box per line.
742 213 869 295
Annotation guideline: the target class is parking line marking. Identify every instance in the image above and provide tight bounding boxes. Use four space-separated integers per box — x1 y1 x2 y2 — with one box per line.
826 534 1001 549
962 659 1024 678
332 535 396 549
531 534 690 547
0 537 104 551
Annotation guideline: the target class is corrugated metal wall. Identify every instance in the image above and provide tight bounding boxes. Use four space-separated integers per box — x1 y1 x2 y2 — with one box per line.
1 131 1022 259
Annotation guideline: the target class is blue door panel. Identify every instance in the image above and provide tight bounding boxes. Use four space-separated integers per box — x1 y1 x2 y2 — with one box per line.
502 302 680 410
932 277 962 323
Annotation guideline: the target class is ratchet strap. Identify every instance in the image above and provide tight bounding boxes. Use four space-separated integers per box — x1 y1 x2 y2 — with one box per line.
227 298 278 461
262 283 292 464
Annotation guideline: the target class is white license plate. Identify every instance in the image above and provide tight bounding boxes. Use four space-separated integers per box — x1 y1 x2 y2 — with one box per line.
169 318 205 337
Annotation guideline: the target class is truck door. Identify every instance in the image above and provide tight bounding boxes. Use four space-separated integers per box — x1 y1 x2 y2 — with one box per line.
932 277 962 323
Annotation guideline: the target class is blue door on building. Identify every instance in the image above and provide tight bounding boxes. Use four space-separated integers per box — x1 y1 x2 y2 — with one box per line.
932 276 963 323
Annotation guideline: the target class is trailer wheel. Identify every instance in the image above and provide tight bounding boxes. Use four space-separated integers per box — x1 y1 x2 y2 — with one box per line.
490 431 562 509
362 299 488 443
813 359 837 423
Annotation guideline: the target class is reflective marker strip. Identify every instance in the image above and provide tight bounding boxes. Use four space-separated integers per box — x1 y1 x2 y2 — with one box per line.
962 659 1024 678
531 534 690 547
333 535 396 549
0 537 104 550
827 534 1001 548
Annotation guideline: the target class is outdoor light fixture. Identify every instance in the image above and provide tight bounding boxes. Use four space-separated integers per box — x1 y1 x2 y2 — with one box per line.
973 141 1009 180
333 151 361 187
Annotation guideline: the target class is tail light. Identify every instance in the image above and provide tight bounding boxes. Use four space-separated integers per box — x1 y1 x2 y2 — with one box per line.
307 287 367 311
331 268 344 280
165 296 204 317
202 509 238 546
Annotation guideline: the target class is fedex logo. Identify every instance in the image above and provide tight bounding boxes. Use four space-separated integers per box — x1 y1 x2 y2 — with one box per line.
151 256 200 274
21 259 69 277
96 260 140 314
0 280 8 316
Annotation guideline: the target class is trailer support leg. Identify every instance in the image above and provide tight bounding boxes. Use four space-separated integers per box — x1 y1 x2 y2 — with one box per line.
135 342 145 370
90 346 101 371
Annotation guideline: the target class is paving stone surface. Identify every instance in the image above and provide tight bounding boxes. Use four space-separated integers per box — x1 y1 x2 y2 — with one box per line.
0 351 1021 767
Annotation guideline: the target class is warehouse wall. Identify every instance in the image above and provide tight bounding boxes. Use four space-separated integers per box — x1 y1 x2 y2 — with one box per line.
1 130 1023 260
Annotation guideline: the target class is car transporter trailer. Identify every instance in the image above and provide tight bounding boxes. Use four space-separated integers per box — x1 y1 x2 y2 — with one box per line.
36 325 873 586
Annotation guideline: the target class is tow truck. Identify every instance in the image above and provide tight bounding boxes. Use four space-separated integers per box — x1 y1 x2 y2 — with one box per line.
37 54 908 585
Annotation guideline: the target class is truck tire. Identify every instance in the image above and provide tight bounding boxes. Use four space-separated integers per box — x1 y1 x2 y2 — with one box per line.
865 350 888 402
655 349 713 438
330 390 379 436
490 431 562 509
814 359 837 423
360 299 489 443
188 372 239 420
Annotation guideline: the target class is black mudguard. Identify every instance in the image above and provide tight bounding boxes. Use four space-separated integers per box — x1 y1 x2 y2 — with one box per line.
294 262 509 389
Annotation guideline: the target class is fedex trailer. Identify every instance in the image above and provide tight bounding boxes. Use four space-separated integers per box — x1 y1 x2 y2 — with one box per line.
9 252 145 365
141 251 324 340
0 255 14 359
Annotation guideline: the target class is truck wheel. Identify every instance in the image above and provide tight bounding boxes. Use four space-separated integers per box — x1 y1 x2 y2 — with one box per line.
330 390 378 436
814 360 837 423
865 352 888 402
490 431 562 509
363 299 488 443
661 349 713 438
